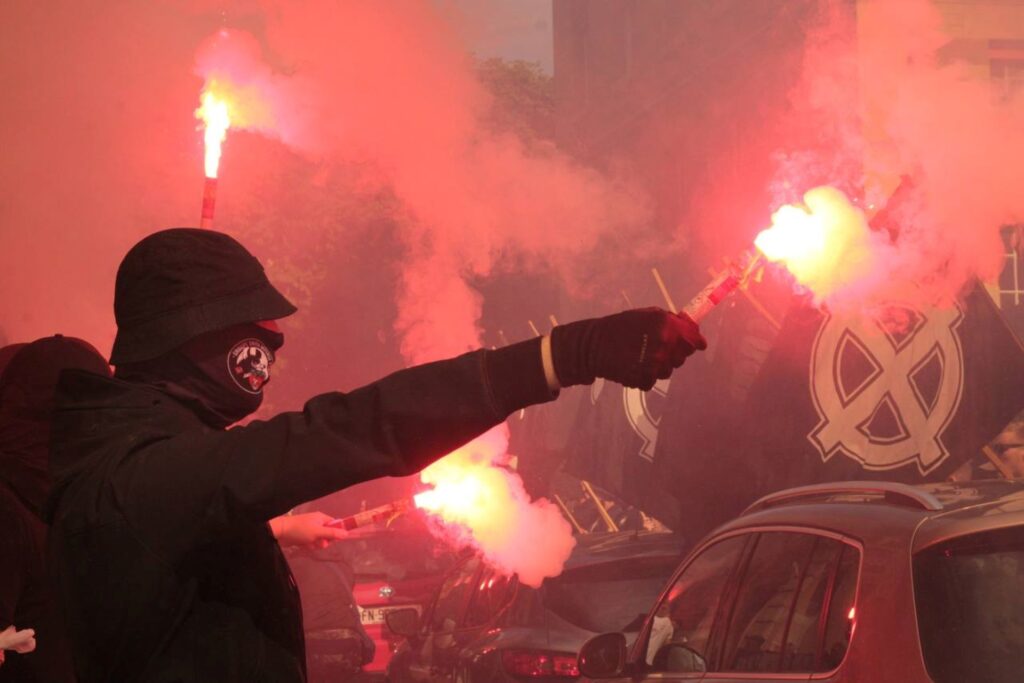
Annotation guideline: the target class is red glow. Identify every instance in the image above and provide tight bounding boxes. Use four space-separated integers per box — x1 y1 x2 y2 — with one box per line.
501 650 580 678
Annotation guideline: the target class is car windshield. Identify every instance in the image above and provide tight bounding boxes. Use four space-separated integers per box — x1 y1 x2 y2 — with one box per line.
331 533 457 582
914 526 1024 683
543 556 678 633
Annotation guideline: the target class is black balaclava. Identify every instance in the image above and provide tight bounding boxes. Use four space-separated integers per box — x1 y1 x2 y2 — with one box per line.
115 322 284 429
0 336 111 517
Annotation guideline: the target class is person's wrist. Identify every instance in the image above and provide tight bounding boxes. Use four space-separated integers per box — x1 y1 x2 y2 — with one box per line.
483 337 558 415
548 319 597 387
540 335 561 392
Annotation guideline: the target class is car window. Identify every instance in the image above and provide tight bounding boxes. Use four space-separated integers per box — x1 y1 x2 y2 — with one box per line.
430 557 481 632
464 570 514 628
914 526 1024 683
718 532 859 674
645 535 748 674
820 544 858 670
543 556 679 634
719 532 818 672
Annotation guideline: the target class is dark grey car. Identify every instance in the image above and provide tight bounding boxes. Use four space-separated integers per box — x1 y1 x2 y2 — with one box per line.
386 531 685 683
579 480 1024 683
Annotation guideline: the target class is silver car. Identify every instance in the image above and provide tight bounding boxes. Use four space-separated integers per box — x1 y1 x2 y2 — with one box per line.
579 480 1024 683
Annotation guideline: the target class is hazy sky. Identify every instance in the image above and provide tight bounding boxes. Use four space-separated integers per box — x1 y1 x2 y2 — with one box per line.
449 0 553 71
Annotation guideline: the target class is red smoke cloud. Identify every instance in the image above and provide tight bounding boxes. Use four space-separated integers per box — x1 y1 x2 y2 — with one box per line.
2 2 662 580
193 14 648 363
774 0 1024 313
191 4 655 579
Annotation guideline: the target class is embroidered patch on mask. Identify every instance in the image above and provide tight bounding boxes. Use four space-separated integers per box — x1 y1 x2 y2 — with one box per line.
227 339 274 394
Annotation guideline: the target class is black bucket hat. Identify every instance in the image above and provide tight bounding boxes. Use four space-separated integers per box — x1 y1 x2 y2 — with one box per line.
110 228 297 365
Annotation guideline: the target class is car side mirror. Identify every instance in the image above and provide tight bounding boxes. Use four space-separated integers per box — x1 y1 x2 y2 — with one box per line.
385 607 421 637
578 632 628 679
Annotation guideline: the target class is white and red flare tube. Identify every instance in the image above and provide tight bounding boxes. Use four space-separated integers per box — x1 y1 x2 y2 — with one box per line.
681 250 761 323
199 177 217 230
326 498 413 531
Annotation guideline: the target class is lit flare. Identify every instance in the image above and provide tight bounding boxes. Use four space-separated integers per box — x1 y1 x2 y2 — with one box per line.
412 428 575 587
754 186 876 304
196 88 231 178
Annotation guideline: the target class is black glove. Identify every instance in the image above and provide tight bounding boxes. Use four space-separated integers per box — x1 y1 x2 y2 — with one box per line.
550 307 707 391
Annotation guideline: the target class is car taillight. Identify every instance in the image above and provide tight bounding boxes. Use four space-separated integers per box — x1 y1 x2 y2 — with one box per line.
501 649 580 678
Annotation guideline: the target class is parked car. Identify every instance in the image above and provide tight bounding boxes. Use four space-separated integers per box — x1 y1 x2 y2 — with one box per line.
324 523 459 679
386 531 686 683
286 546 376 682
577 480 1024 683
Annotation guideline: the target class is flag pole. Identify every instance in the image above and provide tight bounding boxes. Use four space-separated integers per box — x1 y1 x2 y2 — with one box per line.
580 480 619 532
650 267 678 313
554 494 587 535
981 445 1014 479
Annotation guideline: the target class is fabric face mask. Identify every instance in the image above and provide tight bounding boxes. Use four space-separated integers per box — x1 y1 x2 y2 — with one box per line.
117 323 283 429
177 323 282 427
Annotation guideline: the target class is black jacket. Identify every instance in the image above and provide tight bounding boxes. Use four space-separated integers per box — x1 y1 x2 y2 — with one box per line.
0 482 76 682
47 342 551 683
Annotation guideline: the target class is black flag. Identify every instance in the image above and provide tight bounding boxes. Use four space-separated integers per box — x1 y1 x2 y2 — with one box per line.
730 285 1024 498
561 288 784 535
560 376 680 524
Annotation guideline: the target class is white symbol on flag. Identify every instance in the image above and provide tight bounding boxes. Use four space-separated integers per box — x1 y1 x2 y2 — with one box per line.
808 306 965 474
624 379 671 463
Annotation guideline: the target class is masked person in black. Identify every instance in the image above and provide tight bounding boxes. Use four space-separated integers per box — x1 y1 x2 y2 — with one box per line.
0 335 112 682
47 228 707 683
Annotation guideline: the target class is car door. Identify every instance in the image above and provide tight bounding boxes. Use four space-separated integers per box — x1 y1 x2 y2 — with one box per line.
702 530 861 683
450 568 516 681
631 534 751 682
406 556 483 683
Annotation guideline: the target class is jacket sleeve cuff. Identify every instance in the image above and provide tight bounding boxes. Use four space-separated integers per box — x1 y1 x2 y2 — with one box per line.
483 337 559 416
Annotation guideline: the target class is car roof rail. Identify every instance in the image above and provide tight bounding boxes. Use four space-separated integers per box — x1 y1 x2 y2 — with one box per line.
743 481 944 515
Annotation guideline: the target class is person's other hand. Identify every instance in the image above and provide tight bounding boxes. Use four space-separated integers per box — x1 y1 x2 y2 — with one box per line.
0 625 36 654
270 512 348 549
551 308 707 390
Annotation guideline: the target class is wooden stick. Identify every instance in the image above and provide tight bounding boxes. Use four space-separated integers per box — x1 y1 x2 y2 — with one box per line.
742 291 782 330
527 320 541 337
553 494 587 535
580 480 619 532
621 290 634 307
548 314 559 328
650 267 678 313
982 445 1014 479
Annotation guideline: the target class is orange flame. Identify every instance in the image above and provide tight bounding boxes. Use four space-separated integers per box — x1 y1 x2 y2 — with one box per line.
196 86 231 178
754 186 876 304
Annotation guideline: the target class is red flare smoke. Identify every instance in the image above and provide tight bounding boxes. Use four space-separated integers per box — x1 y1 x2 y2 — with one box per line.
413 427 575 588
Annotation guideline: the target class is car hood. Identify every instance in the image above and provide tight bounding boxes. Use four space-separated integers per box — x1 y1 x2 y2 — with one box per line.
354 574 440 608
461 621 642 659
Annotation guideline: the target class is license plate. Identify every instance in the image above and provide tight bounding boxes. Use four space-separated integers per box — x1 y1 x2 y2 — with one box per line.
360 605 419 625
